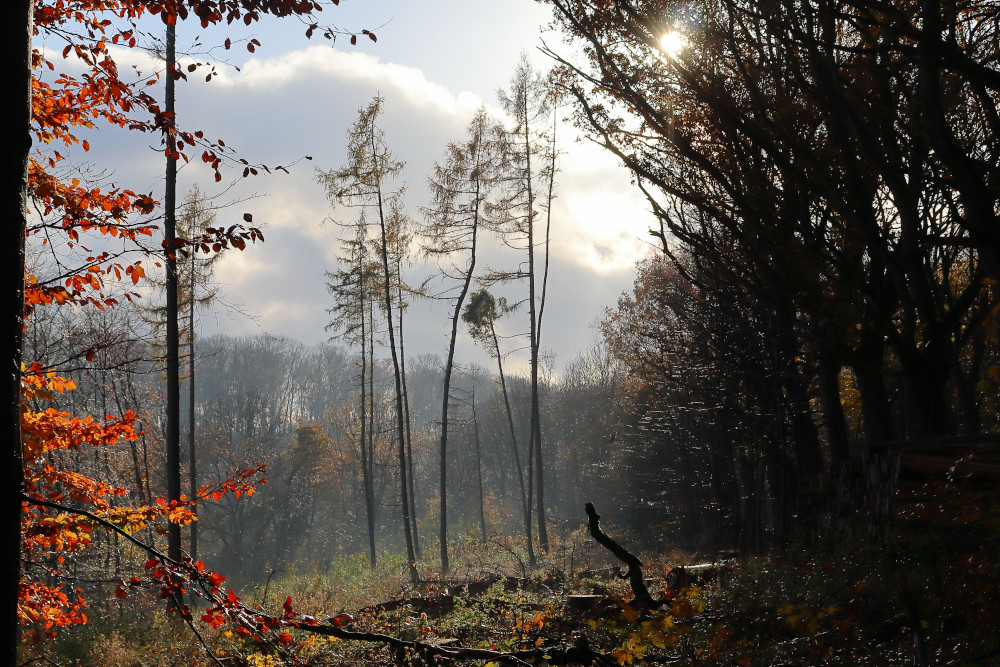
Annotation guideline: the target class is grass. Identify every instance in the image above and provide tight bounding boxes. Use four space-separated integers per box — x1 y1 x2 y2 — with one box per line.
18 516 1000 666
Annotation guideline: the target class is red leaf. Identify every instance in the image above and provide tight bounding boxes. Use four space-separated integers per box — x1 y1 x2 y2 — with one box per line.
350 34 357 45
243 213 252 223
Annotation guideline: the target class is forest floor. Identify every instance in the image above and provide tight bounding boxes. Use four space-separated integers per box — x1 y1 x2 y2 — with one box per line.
28 507 1000 667
21 486 1000 667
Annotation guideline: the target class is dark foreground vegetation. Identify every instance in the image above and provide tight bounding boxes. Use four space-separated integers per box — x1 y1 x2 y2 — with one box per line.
24 491 1000 666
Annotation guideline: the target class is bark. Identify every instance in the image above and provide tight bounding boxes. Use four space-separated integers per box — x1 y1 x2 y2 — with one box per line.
3 1 32 658
164 18 183 574
188 249 198 564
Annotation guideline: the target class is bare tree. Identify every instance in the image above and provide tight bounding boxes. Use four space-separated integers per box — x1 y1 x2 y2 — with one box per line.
317 96 417 580
421 108 505 570
493 55 556 552
463 289 535 565
324 216 380 567
142 187 221 565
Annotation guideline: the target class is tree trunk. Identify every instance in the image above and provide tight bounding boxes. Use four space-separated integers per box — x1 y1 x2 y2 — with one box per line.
373 173 416 581
818 352 850 466
522 111 548 555
397 273 419 558
360 280 376 568
472 392 487 543
164 19 183 576
366 301 377 565
188 249 198 565
438 217 478 571
3 1 32 658
493 324 535 566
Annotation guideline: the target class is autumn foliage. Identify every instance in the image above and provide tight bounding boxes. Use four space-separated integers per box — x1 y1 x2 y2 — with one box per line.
16 0 376 647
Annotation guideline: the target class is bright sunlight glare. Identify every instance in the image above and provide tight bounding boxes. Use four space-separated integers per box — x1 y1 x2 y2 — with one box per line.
660 30 688 58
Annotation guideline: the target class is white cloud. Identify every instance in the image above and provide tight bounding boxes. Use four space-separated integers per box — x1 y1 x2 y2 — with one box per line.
38 31 652 368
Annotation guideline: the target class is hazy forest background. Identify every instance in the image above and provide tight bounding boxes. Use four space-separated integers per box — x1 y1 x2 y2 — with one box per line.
8 0 1000 665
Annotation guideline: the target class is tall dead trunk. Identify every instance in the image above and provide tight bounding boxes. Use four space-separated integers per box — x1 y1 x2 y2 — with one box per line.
472 392 487 543
437 220 478 571
492 322 535 566
397 264 419 558
188 247 198 565
164 19 183 575
360 277 376 568
372 165 416 580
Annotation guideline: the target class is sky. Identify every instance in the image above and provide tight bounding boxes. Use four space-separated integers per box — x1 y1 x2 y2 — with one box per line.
42 0 658 374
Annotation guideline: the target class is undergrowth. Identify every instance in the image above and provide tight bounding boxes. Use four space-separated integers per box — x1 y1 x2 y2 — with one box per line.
18 521 1000 666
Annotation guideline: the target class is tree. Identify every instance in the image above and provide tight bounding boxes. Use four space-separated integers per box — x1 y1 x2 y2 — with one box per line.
163 9 183 579
3 2 32 660
386 191 423 558
179 189 220 565
541 0 1000 457
421 108 505 570
317 96 418 580
325 216 381 567
143 187 221 566
9 0 368 652
463 289 535 565
493 55 556 552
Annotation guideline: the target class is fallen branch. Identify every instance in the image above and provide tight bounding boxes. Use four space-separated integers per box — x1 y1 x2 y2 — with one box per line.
584 503 660 609
288 620 617 666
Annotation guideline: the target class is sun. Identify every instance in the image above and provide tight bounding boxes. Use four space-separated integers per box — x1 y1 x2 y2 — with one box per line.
660 30 688 59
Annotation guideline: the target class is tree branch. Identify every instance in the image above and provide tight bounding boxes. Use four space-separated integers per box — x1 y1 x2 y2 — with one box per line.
585 503 660 609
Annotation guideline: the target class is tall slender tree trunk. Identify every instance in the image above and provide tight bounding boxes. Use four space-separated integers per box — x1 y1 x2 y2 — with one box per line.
366 300 377 564
533 106 557 550
3 2 33 658
359 278 376 568
397 275 419 558
438 219 478 571
522 117 548 553
472 392 487 543
164 19 183 575
372 162 416 580
492 324 535 566
188 250 198 565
